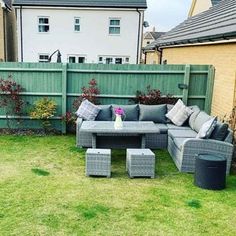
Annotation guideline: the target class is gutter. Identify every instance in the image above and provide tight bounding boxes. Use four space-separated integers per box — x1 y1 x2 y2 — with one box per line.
20 6 23 62
136 8 142 64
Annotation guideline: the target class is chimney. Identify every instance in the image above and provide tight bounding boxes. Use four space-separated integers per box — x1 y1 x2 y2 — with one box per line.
152 27 155 32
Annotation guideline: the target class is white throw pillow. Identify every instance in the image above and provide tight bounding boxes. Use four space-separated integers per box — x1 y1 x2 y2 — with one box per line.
166 99 184 120
75 99 100 121
171 105 193 126
196 117 217 139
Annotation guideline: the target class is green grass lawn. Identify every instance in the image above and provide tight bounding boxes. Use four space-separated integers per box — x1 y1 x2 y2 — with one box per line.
0 135 236 236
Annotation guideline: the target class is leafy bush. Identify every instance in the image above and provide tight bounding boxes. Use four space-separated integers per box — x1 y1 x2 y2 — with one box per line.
30 97 57 131
0 76 24 129
133 85 178 105
73 78 100 109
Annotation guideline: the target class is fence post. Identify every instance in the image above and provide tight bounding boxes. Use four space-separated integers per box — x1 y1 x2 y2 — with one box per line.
61 63 67 134
204 65 215 114
182 64 190 104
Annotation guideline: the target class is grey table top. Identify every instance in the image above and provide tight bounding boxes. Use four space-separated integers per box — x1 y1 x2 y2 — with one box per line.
80 121 160 134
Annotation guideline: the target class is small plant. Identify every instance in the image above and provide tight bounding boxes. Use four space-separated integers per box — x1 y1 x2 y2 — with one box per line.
61 111 77 126
73 78 100 109
0 76 24 129
30 97 57 132
133 85 177 105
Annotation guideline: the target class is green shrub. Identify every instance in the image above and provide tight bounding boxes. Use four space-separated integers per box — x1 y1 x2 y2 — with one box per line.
30 97 57 131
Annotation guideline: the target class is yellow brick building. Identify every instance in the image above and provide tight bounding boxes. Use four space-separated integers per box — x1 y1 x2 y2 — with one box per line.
144 0 236 119
0 0 17 62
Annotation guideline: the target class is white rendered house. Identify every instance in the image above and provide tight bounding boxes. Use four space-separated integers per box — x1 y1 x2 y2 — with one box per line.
14 0 147 64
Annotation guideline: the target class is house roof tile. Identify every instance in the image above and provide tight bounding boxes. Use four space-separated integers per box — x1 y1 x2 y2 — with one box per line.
145 0 236 50
13 0 147 8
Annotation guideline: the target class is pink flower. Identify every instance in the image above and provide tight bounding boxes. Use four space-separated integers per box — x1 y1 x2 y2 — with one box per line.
114 107 125 116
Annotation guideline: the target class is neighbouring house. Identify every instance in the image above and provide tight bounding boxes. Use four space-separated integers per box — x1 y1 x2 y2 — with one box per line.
144 0 236 119
142 27 165 64
0 0 17 61
188 0 221 17
13 0 147 64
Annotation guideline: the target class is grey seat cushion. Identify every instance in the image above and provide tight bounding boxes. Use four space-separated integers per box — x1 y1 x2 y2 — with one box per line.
168 129 197 139
166 123 191 130
112 105 139 121
156 123 168 134
95 105 112 121
139 104 167 123
193 111 212 133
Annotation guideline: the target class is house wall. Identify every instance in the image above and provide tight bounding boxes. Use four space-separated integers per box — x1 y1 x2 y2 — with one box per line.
0 7 5 61
16 7 143 64
145 50 160 64
162 43 236 118
189 0 212 17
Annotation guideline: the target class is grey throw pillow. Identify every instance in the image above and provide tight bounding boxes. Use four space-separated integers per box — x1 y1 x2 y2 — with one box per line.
139 104 167 123
112 105 139 121
210 122 229 141
75 99 100 121
170 105 193 126
196 117 217 139
95 105 112 121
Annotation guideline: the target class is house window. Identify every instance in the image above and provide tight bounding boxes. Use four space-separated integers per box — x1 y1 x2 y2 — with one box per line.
98 56 129 64
68 55 86 63
115 58 122 64
106 58 113 64
38 17 49 32
39 54 49 62
98 57 103 64
109 19 120 35
69 56 76 63
78 57 85 63
74 17 80 32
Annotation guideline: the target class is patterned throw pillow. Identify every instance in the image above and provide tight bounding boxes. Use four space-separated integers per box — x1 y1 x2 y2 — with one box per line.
166 99 183 121
166 99 193 126
75 99 100 121
196 117 217 139
171 105 193 126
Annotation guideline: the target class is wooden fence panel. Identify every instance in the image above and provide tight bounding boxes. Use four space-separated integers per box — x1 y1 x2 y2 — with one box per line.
0 63 214 133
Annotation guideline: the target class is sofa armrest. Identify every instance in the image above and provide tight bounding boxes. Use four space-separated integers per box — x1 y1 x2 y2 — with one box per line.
182 138 234 174
76 117 83 147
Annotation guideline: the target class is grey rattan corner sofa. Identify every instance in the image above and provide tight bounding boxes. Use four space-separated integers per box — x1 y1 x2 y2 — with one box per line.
76 104 234 174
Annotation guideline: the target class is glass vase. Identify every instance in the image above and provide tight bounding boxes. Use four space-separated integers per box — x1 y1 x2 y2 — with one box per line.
114 114 123 129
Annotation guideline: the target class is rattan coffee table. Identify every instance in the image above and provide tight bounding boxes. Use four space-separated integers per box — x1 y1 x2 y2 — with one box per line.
80 121 160 149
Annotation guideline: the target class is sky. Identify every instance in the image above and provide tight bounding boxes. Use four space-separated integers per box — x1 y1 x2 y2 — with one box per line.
145 0 193 32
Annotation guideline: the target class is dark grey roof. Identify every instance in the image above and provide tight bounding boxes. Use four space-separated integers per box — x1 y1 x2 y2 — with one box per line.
13 0 147 8
150 32 166 40
211 0 221 5
145 0 236 50
3 0 12 9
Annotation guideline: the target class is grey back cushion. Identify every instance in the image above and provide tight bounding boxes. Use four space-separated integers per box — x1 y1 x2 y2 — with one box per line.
139 104 167 123
210 122 229 141
193 111 212 133
188 106 201 130
95 105 112 121
112 105 139 121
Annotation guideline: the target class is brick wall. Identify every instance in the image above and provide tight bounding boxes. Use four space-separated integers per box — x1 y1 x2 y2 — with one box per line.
162 43 236 119
0 8 5 61
145 50 161 64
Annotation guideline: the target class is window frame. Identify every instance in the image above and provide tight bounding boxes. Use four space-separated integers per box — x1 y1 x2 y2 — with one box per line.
38 16 50 33
74 17 81 32
38 53 49 63
67 55 86 64
109 18 121 35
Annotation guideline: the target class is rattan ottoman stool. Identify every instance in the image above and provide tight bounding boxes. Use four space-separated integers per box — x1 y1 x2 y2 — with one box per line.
85 148 111 177
126 149 155 178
